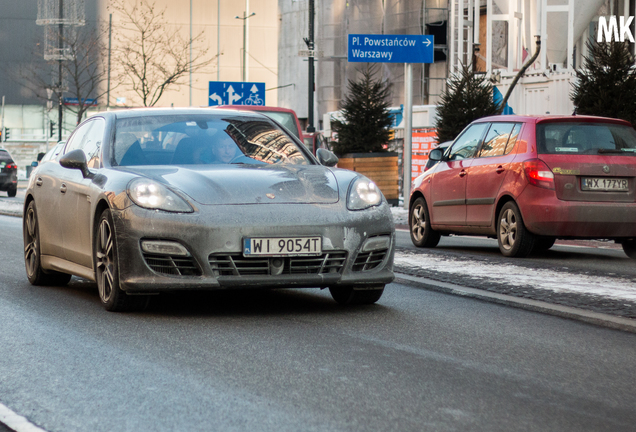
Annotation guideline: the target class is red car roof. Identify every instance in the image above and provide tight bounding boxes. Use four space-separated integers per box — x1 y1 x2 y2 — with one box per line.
474 114 632 127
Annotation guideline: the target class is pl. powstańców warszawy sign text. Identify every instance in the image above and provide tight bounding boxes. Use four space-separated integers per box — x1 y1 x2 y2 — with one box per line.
347 34 434 63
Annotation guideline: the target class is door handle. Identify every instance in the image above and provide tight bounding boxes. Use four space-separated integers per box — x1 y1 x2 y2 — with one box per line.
36 177 43 187
459 170 467 177
60 183 67 194
496 165 505 174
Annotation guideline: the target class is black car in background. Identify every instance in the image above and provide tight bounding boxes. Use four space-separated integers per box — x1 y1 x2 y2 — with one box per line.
0 148 18 197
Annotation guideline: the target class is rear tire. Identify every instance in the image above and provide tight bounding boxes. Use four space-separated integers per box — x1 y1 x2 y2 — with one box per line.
94 209 148 312
533 236 556 252
497 201 535 258
23 201 72 286
622 239 636 259
7 186 17 197
409 197 440 248
329 285 384 305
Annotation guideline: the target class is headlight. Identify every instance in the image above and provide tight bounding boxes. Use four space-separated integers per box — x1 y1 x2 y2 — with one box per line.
127 178 193 213
347 176 382 210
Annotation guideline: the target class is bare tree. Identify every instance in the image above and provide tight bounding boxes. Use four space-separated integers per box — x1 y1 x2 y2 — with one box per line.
109 0 216 107
18 27 112 127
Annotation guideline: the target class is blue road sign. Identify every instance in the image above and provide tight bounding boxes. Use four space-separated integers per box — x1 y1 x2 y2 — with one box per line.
348 34 434 63
208 81 266 106
62 97 97 106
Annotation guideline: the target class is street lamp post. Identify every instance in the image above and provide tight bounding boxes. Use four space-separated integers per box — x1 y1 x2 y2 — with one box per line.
235 12 255 82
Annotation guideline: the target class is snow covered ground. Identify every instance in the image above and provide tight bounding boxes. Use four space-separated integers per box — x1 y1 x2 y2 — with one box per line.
395 251 636 303
390 206 408 225
389 207 636 305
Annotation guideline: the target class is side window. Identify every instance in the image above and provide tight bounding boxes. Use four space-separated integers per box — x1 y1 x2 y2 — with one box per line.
82 119 106 168
65 122 92 154
448 123 489 161
504 123 522 154
478 122 516 158
64 119 106 168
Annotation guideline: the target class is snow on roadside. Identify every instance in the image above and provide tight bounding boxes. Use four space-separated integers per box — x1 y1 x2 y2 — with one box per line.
390 206 408 225
395 251 636 302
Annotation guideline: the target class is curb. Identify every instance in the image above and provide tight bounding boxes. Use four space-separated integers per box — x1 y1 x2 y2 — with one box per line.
395 272 636 334
0 211 21 218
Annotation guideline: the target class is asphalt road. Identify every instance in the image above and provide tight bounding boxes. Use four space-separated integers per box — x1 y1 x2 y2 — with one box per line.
1 215 636 431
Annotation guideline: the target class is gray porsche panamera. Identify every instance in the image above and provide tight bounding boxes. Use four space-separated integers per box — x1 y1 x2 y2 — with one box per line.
23 108 395 311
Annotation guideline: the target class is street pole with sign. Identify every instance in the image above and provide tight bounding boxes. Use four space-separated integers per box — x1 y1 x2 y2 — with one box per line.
347 34 434 209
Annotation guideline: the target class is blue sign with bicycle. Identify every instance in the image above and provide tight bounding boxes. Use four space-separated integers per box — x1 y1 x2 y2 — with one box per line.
208 81 266 106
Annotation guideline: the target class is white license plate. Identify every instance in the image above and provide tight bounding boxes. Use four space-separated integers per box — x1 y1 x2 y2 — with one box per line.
243 237 322 257
581 177 629 191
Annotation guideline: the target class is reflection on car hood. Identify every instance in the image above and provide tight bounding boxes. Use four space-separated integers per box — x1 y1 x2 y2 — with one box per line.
126 164 340 205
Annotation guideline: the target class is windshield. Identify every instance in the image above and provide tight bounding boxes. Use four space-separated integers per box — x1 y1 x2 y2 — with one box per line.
114 114 310 166
537 122 636 155
258 111 300 138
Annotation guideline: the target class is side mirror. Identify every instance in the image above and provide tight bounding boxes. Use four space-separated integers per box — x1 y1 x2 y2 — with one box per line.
429 148 443 162
316 148 339 167
59 149 94 179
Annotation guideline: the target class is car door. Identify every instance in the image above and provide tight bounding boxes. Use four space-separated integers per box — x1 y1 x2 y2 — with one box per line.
430 123 489 226
57 118 106 268
465 122 522 226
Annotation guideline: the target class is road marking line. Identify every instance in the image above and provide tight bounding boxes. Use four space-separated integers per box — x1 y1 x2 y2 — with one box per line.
0 402 47 432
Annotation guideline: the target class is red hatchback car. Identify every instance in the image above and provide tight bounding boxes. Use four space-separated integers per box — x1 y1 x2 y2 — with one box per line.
409 115 636 258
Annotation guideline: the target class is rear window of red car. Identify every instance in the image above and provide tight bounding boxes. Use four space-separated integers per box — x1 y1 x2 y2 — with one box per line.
537 122 636 155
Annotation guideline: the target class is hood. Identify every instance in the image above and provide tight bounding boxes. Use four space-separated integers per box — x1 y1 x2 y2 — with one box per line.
126 164 340 205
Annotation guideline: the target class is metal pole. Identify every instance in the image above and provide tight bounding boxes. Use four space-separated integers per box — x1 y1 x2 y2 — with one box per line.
403 63 413 210
1 96 4 142
107 13 112 108
189 0 193 105
245 0 250 82
242 12 247 82
58 0 63 142
307 0 315 133
217 0 220 81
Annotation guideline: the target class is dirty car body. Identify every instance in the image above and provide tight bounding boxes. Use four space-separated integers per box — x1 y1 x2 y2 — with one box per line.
24 108 395 311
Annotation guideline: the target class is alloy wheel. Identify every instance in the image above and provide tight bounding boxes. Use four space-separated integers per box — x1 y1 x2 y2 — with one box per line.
411 203 426 242
96 218 115 302
499 208 517 251
24 206 38 278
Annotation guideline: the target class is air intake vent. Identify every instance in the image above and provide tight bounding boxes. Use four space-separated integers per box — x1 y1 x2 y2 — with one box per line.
142 253 201 276
352 249 388 272
209 251 347 277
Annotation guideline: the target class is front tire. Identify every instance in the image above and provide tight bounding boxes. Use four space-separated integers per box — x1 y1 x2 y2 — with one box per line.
23 201 72 286
409 197 440 248
94 209 148 312
329 285 384 305
497 201 535 258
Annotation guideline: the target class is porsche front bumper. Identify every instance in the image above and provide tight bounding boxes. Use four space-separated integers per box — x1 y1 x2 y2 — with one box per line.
112 202 395 293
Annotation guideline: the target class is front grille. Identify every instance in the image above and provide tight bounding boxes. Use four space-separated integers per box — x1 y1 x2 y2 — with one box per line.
209 251 347 277
352 249 388 272
142 253 201 276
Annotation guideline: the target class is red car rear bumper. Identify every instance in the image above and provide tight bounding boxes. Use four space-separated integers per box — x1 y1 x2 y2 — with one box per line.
518 185 636 238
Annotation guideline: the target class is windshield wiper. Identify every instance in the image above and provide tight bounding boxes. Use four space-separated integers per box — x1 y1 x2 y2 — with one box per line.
597 148 626 154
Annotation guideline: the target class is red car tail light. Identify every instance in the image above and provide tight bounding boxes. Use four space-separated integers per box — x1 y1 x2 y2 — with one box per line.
523 159 554 190
5 163 17 170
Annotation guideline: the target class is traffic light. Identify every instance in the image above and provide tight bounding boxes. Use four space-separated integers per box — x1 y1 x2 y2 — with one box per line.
3 128 9 141
50 121 56 138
